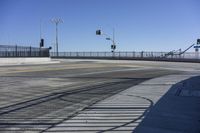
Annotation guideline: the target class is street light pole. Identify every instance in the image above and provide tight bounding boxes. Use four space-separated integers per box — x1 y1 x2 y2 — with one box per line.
113 28 115 44
55 22 58 56
51 18 63 56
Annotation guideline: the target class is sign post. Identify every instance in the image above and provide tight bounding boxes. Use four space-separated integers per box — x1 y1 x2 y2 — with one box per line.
194 39 200 59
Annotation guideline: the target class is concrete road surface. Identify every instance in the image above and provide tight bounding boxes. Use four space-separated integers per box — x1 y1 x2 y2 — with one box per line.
0 59 200 133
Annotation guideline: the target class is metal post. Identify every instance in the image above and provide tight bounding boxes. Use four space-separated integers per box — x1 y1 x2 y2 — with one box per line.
96 28 117 53
15 45 17 57
39 47 41 57
113 28 115 53
141 51 144 58
112 28 116 56
56 23 58 56
30 46 31 57
133 51 135 58
51 18 63 57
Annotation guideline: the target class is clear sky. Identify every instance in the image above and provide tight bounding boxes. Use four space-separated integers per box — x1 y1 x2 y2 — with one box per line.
0 0 200 52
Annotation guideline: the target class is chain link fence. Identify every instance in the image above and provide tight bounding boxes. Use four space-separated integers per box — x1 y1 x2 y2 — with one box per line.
0 45 50 57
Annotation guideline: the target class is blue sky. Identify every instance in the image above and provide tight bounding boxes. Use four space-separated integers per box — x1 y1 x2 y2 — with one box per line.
0 0 200 52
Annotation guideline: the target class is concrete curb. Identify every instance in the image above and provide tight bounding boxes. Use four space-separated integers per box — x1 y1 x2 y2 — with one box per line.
0 58 59 66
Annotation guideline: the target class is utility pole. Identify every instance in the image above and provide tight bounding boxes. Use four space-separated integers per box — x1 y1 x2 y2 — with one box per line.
51 18 63 56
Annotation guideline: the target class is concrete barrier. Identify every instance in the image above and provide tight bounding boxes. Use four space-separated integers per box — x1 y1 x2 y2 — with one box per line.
0 57 52 66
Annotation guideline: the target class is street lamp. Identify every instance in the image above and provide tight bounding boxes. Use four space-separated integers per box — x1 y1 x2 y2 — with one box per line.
96 29 116 53
51 18 63 56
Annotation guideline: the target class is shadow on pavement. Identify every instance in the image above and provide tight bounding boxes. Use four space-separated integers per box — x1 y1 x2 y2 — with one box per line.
133 76 200 133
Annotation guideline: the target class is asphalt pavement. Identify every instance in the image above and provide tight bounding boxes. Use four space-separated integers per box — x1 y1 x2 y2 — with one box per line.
0 59 199 133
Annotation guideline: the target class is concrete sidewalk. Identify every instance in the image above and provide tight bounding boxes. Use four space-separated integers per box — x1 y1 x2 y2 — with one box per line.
0 57 60 66
45 73 200 133
134 74 200 133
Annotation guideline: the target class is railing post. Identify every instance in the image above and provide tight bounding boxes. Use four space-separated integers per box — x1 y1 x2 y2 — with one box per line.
141 51 144 58
133 51 135 58
29 46 31 57
15 45 17 57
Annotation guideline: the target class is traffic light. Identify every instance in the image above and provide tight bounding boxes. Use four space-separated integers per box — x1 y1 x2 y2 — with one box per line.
197 39 200 44
96 30 101 35
111 45 116 50
40 38 44 47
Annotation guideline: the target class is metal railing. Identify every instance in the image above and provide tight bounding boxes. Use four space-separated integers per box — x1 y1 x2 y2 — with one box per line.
51 51 200 60
0 45 50 57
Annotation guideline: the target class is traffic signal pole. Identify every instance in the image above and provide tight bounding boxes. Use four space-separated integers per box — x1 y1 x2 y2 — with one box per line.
96 29 116 53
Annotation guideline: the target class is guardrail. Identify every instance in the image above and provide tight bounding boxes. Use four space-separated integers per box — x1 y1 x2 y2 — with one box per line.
50 51 200 62
0 45 50 57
